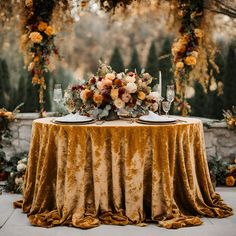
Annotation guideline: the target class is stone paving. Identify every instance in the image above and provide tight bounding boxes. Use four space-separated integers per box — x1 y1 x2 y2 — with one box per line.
0 187 235 236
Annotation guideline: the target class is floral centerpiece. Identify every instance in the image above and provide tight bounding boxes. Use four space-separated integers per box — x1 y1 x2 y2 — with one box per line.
65 62 159 120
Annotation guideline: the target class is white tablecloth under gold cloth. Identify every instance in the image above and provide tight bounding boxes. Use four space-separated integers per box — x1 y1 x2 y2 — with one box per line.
14 117 232 229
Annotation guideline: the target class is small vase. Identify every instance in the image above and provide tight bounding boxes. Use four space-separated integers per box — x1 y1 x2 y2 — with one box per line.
105 109 119 121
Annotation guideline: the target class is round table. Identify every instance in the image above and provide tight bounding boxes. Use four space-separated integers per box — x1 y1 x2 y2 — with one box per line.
15 117 232 229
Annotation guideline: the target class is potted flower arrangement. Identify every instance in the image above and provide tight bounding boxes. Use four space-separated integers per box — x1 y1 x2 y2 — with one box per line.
64 62 160 120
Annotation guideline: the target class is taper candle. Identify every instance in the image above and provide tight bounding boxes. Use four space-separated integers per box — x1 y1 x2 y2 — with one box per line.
159 70 162 97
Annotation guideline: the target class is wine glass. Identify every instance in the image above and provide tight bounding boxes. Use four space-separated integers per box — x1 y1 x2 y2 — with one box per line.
162 101 171 116
166 85 175 103
53 84 63 103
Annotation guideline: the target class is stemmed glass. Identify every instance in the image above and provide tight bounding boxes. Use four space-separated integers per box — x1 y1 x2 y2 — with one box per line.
166 85 175 104
53 84 63 116
53 84 63 103
162 101 171 116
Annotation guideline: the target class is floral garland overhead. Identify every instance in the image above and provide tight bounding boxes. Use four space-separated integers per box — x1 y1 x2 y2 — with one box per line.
1 0 228 116
20 0 59 116
172 0 204 115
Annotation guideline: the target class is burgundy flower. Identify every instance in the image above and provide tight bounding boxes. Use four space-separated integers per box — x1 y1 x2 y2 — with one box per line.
118 87 126 96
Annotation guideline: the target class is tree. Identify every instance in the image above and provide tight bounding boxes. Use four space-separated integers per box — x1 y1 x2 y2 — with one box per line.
0 58 11 109
223 41 236 110
23 73 39 112
128 47 141 74
109 47 125 73
158 37 173 96
189 81 207 117
145 41 159 88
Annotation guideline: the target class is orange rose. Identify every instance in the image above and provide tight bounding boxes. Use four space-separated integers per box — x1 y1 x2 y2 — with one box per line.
29 32 43 44
114 78 123 87
45 26 54 36
32 76 40 84
38 21 48 32
93 94 103 104
138 91 146 100
80 89 91 102
226 176 235 187
184 56 197 66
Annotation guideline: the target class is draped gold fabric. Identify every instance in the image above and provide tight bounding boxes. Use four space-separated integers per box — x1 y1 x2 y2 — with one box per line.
14 117 233 229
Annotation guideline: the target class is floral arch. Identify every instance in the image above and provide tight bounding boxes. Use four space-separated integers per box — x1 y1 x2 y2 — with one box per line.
1 0 236 116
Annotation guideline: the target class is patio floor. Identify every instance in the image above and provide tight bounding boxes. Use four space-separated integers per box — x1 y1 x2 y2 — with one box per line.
0 187 235 236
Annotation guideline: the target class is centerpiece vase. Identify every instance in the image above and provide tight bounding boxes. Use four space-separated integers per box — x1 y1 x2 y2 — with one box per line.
105 109 119 121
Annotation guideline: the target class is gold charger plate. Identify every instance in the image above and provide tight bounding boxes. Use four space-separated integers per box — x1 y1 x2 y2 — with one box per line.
136 119 177 125
51 119 95 125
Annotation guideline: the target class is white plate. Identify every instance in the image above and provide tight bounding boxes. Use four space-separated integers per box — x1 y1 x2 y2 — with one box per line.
139 111 176 123
54 113 93 123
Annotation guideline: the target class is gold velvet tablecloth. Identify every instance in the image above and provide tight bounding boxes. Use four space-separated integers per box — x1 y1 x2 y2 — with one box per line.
14 117 233 229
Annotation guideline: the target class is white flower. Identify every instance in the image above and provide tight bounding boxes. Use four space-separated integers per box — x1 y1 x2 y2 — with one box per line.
116 73 123 80
17 163 27 172
97 81 103 91
125 82 137 93
15 177 23 186
114 98 125 109
125 76 135 83
105 73 115 81
147 92 160 101
151 102 159 112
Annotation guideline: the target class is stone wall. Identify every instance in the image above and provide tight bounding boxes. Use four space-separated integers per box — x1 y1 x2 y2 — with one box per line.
2 113 236 162
204 127 236 162
2 113 55 160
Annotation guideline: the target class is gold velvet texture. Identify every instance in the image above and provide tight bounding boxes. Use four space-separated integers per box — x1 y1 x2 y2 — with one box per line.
14 118 233 229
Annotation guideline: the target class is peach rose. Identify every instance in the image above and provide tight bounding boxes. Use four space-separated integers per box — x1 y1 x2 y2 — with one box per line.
28 62 35 71
102 78 112 88
176 61 184 70
184 56 197 66
25 0 33 8
105 73 115 81
191 51 198 58
29 32 43 44
93 93 103 104
194 28 203 38
138 91 146 100
38 21 48 32
45 26 54 36
114 98 125 109
111 89 119 100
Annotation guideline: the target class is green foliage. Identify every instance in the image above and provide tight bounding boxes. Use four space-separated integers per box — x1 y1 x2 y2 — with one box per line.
17 75 26 104
110 47 125 73
208 154 228 186
189 81 207 117
4 152 28 193
128 47 141 74
145 41 159 88
223 40 236 110
0 58 11 109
